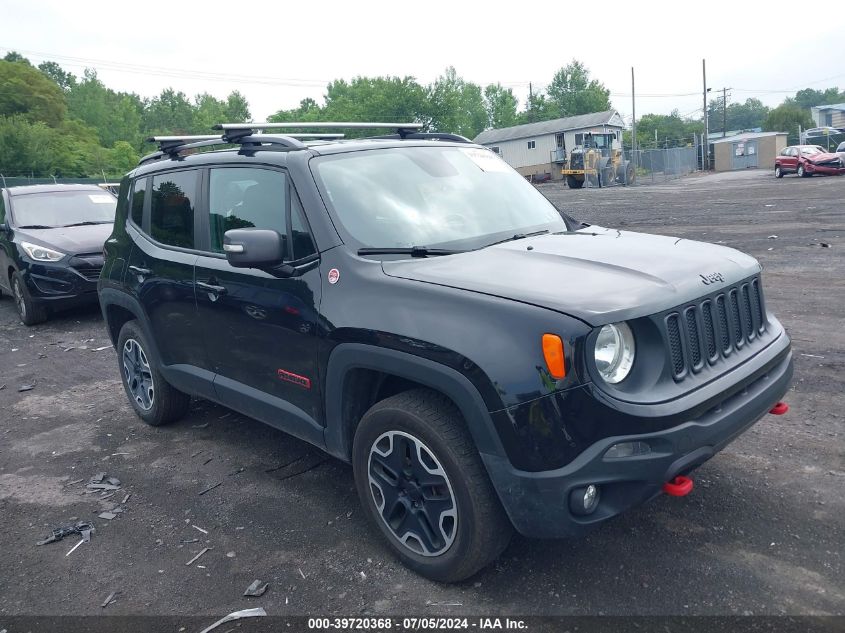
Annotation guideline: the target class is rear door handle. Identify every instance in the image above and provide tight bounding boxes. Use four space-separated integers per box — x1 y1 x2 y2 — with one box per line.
128 265 152 277
196 281 228 295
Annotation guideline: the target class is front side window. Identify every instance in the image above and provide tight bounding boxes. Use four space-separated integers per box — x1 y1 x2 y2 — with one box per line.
312 146 567 251
208 167 287 254
130 178 147 227
10 190 116 228
151 170 198 248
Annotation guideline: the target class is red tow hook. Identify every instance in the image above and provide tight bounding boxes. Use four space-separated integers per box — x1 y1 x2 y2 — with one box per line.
769 401 789 415
663 475 694 497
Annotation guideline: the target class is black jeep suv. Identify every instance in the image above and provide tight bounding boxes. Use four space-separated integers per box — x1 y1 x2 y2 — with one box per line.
98 123 793 582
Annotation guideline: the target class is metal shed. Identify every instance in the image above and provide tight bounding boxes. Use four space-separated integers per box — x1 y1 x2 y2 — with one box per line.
711 131 788 172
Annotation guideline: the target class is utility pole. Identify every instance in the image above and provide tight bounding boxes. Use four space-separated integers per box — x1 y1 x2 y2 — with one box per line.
702 59 710 169
528 82 534 122
631 67 637 173
722 87 732 137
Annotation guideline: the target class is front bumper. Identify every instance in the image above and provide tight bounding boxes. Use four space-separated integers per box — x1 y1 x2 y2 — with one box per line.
806 163 845 175
21 263 100 308
483 348 793 538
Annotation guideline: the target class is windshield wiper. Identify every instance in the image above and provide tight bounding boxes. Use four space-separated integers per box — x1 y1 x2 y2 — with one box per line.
61 221 110 227
17 224 54 229
358 246 465 258
483 229 549 248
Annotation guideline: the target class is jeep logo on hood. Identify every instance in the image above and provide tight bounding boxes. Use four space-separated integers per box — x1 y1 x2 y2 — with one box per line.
700 272 725 285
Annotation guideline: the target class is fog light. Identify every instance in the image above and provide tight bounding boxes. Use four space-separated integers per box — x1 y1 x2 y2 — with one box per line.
605 441 651 459
570 484 600 516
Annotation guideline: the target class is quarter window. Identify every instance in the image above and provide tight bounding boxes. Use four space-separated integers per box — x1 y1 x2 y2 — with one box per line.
151 170 198 249
130 177 146 227
208 167 287 254
290 194 316 260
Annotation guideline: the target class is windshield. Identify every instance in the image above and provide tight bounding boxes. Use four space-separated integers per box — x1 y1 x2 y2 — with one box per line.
800 147 825 155
11 190 116 228
312 146 568 251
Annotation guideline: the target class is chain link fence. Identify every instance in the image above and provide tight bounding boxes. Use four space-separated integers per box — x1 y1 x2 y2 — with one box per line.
625 147 699 185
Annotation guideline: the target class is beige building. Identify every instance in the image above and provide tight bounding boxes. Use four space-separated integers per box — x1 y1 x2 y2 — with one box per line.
473 111 626 181
711 131 788 172
811 103 845 128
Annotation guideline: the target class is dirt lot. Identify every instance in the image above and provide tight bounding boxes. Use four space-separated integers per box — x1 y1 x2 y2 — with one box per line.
0 169 843 618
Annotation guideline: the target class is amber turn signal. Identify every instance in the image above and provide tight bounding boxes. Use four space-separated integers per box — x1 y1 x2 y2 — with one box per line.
542 334 566 379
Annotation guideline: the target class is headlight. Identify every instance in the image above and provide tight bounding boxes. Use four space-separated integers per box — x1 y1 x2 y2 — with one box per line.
21 241 65 262
594 322 635 384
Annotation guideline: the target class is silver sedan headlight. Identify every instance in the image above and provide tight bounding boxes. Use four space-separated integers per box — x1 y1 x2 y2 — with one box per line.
594 322 635 384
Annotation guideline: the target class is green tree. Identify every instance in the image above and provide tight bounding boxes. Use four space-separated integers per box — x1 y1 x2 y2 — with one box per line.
631 110 702 148
142 88 195 137
426 68 487 139
483 84 519 129
546 60 611 117
763 103 813 143
3 51 30 64
224 91 251 123
66 69 142 147
0 60 67 127
38 61 76 91
793 87 844 110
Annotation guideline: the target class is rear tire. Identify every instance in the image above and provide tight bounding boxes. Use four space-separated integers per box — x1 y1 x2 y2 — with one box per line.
775 165 783 178
352 389 512 582
117 320 190 426
11 272 47 326
566 175 584 189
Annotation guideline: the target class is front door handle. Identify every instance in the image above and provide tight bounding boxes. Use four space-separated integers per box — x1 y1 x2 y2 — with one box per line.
197 281 228 295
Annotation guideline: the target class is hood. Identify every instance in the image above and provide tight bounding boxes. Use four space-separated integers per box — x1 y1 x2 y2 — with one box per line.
381 226 761 325
806 151 841 163
17 223 113 256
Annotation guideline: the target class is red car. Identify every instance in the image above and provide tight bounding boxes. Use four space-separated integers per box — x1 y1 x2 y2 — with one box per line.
775 145 845 178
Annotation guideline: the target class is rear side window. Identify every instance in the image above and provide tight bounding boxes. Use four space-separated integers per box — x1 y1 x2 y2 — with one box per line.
0 193 5 224
151 170 198 249
130 178 146 227
208 167 286 254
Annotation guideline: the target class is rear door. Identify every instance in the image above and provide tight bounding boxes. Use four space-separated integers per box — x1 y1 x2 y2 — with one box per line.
124 169 211 395
193 165 324 445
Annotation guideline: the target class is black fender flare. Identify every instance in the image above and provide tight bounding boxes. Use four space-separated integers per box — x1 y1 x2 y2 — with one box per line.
98 288 162 364
323 343 508 464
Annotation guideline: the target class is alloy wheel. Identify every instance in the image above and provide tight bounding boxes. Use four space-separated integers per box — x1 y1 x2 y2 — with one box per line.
12 278 26 321
122 338 154 411
367 430 457 556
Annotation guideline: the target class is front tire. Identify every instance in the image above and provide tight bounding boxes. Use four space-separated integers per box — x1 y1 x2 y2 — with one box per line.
566 175 584 189
117 320 190 426
11 272 47 326
798 164 809 177
352 389 512 582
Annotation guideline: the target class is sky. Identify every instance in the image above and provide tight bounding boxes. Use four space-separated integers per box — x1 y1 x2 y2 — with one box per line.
3 0 843 126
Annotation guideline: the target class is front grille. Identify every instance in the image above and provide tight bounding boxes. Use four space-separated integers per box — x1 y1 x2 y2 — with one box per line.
665 276 767 380
73 266 103 281
684 308 701 368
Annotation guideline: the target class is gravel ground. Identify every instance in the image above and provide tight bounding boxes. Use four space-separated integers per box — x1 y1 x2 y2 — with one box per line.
0 169 842 618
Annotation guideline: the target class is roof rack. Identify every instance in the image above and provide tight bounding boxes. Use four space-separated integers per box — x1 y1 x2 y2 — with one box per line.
214 121 423 140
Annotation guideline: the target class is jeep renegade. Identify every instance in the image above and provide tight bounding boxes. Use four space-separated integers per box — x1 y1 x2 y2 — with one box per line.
98 122 793 582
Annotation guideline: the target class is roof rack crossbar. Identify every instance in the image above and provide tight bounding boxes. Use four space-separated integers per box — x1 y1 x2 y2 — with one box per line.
214 121 423 131
366 132 472 144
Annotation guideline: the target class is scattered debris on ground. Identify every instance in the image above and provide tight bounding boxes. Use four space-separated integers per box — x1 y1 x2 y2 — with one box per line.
198 608 266 633
185 547 212 566
243 580 269 597
37 521 94 546
101 590 119 608
17 384 34 392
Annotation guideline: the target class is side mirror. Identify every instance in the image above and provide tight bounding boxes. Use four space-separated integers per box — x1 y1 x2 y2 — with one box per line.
0 223 6 232
223 228 287 269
